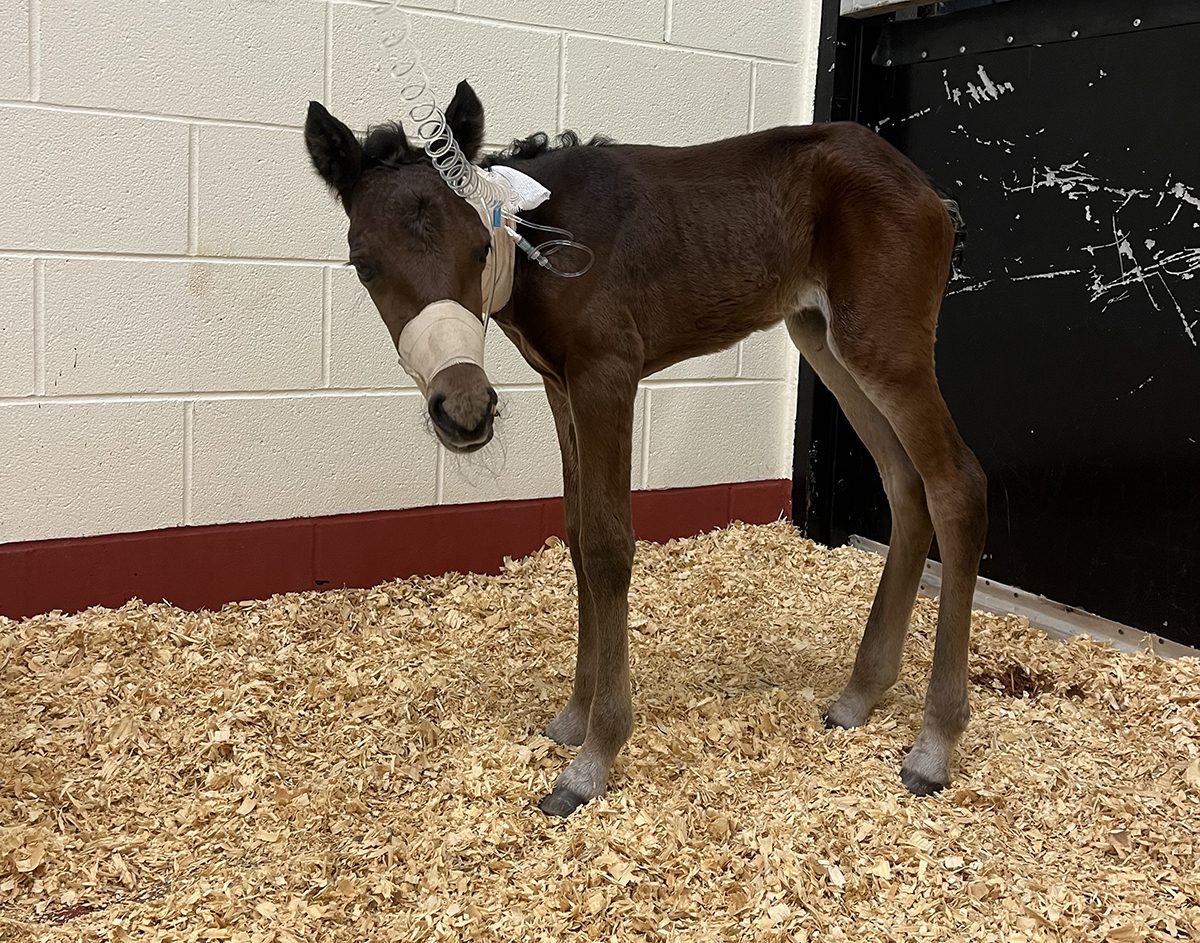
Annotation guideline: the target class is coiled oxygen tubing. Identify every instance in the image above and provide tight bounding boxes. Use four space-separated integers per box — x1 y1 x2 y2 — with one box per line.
369 1 593 286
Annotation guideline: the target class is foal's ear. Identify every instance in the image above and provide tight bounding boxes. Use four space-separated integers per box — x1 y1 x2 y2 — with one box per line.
444 80 485 163
304 101 362 203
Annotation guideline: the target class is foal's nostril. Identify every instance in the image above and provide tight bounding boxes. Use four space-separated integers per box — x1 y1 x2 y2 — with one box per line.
429 392 449 426
428 387 495 445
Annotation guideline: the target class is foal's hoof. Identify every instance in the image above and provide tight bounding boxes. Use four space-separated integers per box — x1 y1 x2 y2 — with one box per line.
902 758 945 791
538 785 590 818
823 694 872 730
900 765 947 797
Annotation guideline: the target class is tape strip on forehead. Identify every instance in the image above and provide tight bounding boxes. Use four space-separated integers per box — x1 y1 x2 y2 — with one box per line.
396 300 485 394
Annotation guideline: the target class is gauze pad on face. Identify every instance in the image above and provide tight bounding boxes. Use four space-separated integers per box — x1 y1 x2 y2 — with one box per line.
396 300 486 394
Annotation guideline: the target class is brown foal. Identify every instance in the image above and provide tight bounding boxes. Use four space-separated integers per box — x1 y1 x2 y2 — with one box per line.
304 81 987 817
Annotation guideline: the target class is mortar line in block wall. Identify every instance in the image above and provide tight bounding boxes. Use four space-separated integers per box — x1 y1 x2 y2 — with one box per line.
736 341 745 377
187 126 199 255
182 402 194 525
556 32 566 133
0 389 429 407
552 28 794 65
435 445 446 503
32 260 44 395
329 2 799 66
747 62 758 133
0 378 776 407
323 1 334 105
321 266 332 387
663 0 674 43
0 249 342 267
640 388 652 490
28 0 40 100
0 99 304 133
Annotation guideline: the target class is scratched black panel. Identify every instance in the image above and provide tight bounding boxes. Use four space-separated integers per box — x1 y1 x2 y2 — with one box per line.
809 12 1200 644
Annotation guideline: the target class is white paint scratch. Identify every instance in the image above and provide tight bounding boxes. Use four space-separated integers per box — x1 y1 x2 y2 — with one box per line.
1170 181 1200 211
944 65 1014 108
1002 161 1150 202
1011 269 1082 281
1117 375 1155 400
945 279 994 297
982 158 1200 347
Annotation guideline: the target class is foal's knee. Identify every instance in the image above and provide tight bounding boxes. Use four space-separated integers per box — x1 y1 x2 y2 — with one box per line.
580 530 635 593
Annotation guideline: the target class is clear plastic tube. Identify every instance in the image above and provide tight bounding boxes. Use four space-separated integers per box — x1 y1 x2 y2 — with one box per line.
370 1 594 281
371 1 510 209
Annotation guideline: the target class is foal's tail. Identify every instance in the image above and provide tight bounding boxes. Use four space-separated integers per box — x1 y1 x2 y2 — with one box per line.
926 176 967 279
942 197 967 279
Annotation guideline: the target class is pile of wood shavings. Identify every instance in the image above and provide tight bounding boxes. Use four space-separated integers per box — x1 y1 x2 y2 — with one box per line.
1 522 1197 943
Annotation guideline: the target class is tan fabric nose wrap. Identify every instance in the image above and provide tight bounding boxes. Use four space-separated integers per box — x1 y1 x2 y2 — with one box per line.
396 300 485 395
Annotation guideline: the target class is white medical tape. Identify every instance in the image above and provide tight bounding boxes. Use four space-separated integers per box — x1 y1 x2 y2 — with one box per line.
396 300 485 394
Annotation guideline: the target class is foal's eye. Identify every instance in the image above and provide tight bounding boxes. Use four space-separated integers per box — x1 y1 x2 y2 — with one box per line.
352 261 375 283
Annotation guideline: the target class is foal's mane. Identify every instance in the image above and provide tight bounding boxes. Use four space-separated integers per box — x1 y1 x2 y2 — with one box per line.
359 124 614 173
480 130 615 168
362 122 425 168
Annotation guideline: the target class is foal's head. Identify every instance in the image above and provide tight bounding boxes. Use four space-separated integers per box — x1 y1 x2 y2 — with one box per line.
304 82 497 453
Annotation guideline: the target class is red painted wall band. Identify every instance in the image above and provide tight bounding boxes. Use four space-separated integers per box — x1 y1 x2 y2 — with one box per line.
0 480 791 619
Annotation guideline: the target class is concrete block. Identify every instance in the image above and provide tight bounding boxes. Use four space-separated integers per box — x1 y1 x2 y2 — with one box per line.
332 8 558 143
0 401 181 541
0 0 28 99
671 0 805 62
754 61 804 130
42 261 323 394
197 125 347 260
190 393 439 525
0 107 187 253
0 259 33 396
645 381 787 487
652 346 739 381
459 0 661 41
563 37 750 145
740 323 794 379
40 0 323 125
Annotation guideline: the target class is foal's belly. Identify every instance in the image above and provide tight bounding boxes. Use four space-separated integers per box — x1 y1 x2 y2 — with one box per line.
640 278 823 379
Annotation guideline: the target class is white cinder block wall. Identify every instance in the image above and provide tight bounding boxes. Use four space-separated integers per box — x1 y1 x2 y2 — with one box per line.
0 0 820 543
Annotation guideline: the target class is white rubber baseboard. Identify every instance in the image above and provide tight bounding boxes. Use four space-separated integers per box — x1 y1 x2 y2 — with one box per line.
848 535 1199 660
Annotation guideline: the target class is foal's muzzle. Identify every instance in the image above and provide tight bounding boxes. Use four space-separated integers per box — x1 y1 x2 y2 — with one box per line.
427 373 497 453
396 300 497 452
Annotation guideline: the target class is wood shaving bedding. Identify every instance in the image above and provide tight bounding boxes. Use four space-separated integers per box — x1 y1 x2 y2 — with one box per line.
1 522 1197 942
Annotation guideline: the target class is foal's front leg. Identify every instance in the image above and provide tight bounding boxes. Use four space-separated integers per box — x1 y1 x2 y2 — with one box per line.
539 372 637 818
542 380 595 747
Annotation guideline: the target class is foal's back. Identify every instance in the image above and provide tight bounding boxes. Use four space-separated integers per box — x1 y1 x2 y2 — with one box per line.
514 122 950 376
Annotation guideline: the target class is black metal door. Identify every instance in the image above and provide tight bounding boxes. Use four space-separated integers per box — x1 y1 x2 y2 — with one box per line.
796 0 1200 645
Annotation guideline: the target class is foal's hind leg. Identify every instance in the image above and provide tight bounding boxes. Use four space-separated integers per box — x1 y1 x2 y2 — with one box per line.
786 308 934 728
542 380 595 746
823 304 987 795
